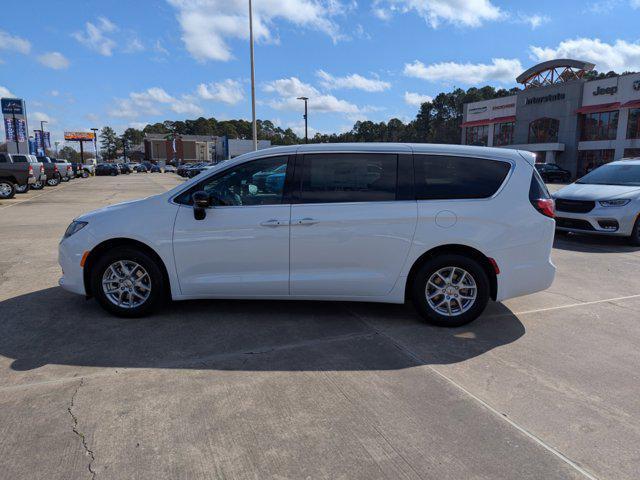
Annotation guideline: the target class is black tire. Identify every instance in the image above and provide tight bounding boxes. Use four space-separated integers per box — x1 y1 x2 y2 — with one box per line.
46 175 60 187
30 180 44 190
15 183 29 194
91 247 165 317
411 254 490 327
629 216 640 246
0 180 16 199
82 170 90 178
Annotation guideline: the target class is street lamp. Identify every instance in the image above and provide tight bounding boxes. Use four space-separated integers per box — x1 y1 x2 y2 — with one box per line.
297 96 309 144
40 120 48 155
91 128 99 164
249 0 258 151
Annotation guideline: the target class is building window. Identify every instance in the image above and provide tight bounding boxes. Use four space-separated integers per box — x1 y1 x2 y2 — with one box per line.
577 149 615 177
627 109 640 139
465 125 489 146
624 148 640 158
528 118 559 143
580 110 619 141
493 121 515 146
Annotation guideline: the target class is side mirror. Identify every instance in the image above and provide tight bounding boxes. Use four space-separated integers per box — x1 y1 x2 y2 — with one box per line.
192 191 209 220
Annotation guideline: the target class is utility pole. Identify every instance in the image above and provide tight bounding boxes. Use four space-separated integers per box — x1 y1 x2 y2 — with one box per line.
54 141 59 156
122 135 128 162
249 0 258 151
297 96 309 143
91 128 99 164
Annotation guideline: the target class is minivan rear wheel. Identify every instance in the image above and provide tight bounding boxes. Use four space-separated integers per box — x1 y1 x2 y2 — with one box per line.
629 216 640 246
411 254 490 327
91 247 164 317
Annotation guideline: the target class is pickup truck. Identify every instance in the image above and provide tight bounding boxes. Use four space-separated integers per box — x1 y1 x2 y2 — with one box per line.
0 152 39 198
51 158 74 181
35 156 62 186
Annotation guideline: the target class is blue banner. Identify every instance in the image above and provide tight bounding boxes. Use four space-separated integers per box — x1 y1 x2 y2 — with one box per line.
34 129 43 149
4 117 15 141
1 98 24 115
15 119 26 142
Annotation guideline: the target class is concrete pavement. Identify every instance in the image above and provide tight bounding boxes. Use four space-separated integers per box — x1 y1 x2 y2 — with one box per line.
1 175 639 479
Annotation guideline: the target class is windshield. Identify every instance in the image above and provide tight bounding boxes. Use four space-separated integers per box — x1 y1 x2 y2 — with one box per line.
576 164 640 186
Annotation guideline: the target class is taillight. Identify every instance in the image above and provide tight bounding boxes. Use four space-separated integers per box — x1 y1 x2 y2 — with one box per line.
67 165 72 171
534 198 555 218
40 165 45 173
54 164 59 172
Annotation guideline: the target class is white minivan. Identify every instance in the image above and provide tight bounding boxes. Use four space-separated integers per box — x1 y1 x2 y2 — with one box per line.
59 143 556 327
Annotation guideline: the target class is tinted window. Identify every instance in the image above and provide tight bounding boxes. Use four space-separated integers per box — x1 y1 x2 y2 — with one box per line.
0 154 6 163
12 155 29 163
529 170 551 200
299 153 397 204
176 156 288 206
414 155 511 200
576 164 640 186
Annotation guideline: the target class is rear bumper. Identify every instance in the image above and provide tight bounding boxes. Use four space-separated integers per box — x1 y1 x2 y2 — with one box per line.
27 176 35 184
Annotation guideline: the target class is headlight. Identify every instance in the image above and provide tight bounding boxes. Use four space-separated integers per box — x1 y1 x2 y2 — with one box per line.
63 220 88 239
598 199 631 207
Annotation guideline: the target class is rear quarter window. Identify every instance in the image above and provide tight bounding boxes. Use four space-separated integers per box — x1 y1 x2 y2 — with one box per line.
414 155 511 200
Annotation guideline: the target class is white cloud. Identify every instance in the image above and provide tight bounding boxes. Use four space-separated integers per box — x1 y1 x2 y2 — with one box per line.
0 30 31 54
263 76 362 114
72 17 117 56
372 0 504 28
108 87 204 119
530 38 640 72
32 112 52 123
316 70 391 92
404 58 523 84
632 0 640 7
404 92 433 106
0 86 15 98
124 37 145 53
166 0 349 62
37 52 70 70
197 79 245 104
516 13 549 29
50 90 60 97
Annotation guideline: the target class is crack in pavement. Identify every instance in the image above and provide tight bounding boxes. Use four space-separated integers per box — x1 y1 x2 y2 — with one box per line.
67 378 97 479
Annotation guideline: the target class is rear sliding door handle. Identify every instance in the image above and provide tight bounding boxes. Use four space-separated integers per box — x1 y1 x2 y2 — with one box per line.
296 217 318 226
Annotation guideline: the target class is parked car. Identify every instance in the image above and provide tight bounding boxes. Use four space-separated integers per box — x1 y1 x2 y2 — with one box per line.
133 164 148 173
553 159 640 244
36 156 62 186
83 163 96 177
535 163 571 183
59 143 556 326
52 158 74 181
185 163 214 178
118 163 132 174
252 164 287 190
0 152 36 198
164 165 177 173
177 163 205 177
95 163 119 176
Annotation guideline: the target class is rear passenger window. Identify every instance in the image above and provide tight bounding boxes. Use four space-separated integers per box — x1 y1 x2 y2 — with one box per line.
300 153 397 204
414 155 511 200
0 154 6 163
12 155 28 163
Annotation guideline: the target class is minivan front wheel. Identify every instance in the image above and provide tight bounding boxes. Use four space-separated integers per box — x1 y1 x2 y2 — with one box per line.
411 254 490 327
92 248 164 317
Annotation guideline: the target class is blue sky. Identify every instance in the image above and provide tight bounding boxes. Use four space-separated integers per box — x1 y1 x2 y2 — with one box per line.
1 0 640 146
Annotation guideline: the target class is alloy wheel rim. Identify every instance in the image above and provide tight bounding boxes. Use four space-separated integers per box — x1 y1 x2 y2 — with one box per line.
0 183 12 197
426 267 477 317
102 260 152 309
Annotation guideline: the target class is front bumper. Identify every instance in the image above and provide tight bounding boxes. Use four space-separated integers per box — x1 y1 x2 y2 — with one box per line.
555 205 637 236
58 231 92 296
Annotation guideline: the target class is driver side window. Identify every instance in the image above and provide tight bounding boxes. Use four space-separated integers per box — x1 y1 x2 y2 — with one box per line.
178 156 289 206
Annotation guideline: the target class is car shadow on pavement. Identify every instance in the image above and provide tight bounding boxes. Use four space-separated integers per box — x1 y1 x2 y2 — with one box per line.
0 287 525 372
553 232 640 253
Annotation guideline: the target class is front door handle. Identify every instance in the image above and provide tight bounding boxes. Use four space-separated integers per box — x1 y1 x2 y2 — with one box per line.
260 219 286 227
296 217 318 226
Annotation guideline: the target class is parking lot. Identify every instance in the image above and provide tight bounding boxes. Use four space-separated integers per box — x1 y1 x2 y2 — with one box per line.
1 174 639 480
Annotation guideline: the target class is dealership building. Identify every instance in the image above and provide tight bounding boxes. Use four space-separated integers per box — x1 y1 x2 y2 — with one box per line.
144 134 272 164
461 59 640 177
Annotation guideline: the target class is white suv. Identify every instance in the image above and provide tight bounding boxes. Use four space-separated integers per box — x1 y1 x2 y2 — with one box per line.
59 143 556 327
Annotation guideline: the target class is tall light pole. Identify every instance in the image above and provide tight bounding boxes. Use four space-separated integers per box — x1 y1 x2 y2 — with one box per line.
54 141 59 157
40 120 48 155
91 128 99 164
297 96 309 143
249 0 258 151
